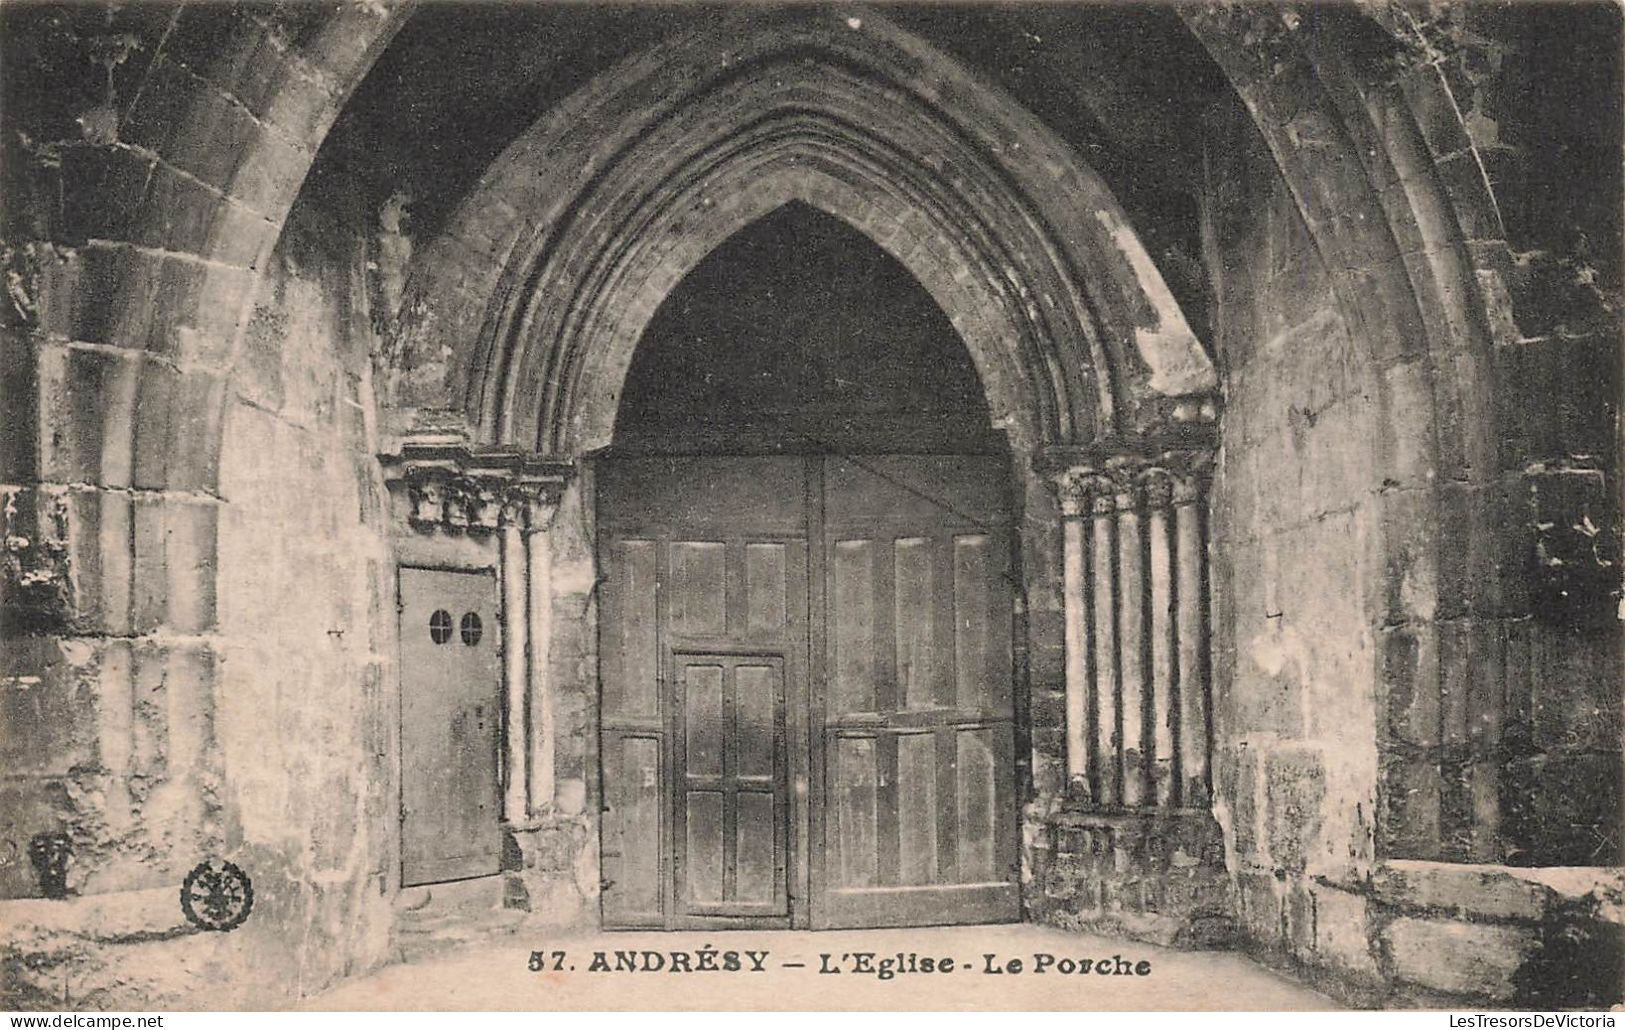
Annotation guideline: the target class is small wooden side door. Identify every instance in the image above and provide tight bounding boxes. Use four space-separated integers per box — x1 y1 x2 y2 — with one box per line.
398 566 502 886
672 652 788 922
812 456 1019 927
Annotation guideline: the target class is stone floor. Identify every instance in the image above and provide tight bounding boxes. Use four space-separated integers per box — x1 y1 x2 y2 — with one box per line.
305 922 1338 1010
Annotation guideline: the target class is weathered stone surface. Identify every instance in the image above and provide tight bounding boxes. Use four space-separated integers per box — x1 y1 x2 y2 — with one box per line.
1265 749 1325 874
1310 882 1380 978
1373 861 1624 924
1031 810 1233 947
1 0 1619 1013
1383 916 1535 1000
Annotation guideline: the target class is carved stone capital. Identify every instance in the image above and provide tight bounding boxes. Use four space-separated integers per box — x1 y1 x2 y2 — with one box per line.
1052 466 1114 518
380 439 572 535
1138 466 1177 509
1042 444 1214 514
1159 448 1215 505
1102 456 1145 512
504 482 563 533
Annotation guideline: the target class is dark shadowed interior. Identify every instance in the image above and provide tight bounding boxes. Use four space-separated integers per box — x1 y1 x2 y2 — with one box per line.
614 202 999 455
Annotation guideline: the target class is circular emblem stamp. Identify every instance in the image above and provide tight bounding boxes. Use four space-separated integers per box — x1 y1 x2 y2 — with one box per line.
180 858 254 932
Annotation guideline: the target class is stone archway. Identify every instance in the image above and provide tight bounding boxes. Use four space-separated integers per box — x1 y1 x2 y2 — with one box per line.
5 0 1608 1008
384 9 1219 458
378 8 1230 932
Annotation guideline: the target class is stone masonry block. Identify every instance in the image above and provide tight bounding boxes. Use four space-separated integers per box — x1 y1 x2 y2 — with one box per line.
163 6 289 119
64 488 133 635
1380 624 1438 748
1383 916 1535 1000
37 343 142 489
0 636 99 779
1264 747 1325 873
56 144 155 247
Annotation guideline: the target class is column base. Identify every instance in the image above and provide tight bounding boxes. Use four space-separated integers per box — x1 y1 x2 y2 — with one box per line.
502 813 598 929
1028 806 1234 948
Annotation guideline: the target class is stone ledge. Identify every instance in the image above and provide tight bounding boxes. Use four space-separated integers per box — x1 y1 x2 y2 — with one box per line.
1383 915 1537 1000
1356 860 1624 926
1298 862 1625 1007
0 885 195 943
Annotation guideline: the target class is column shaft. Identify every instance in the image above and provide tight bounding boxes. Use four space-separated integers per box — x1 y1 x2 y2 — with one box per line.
1116 505 1146 808
1148 502 1177 807
1175 499 1209 802
527 525 555 817
501 523 529 824
1062 515 1090 793
1089 510 1120 804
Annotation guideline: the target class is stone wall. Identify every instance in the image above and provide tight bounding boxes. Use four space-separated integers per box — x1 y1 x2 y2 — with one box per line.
507 475 598 927
2 0 1619 1012
2 156 397 1009
1201 94 1385 967
209 177 397 999
1196 36 1623 1003
1028 810 1233 948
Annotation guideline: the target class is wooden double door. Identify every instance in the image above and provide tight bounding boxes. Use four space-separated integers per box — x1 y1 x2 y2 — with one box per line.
597 456 1018 929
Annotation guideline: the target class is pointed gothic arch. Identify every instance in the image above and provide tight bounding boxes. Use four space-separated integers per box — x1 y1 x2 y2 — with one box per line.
386 9 1219 460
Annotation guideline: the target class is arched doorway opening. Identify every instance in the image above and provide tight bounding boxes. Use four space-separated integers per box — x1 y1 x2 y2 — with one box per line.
377 10 1222 938
596 202 1022 928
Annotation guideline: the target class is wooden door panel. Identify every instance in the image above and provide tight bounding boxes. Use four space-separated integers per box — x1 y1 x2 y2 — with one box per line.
832 734 879 888
955 724 1002 881
600 732 663 925
831 540 876 713
896 730 940 885
744 544 789 634
599 533 805 927
823 456 1011 527
597 457 806 536
597 454 1013 930
953 534 1013 710
735 792 778 903
602 539 659 722
683 662 725 777
398 567 501 887
815 456 1019 928
736 663 777 777
893 537 936 709
684 790 725 904
670 541 727 636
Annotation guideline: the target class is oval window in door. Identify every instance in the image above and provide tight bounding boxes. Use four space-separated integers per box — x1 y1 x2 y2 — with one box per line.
460 611 483 646
429 609 452 644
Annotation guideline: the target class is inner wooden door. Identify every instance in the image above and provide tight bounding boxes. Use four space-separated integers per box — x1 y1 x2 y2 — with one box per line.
811 456 1020 927
598 457 807 929
673 652 788 922
398 566 502 887
596 455 1017 930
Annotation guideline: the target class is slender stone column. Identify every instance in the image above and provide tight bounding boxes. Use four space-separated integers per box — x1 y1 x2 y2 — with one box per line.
500 519 529 824
1089 489 1120 804
1061 512 1090 794
500 482 565 824
1048 447 1213 812
525 497 560 818
1173 467 1211 804
1142 469 1178 808
1114 473 1147 808
380 440 573 826
1055 467 1115 800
